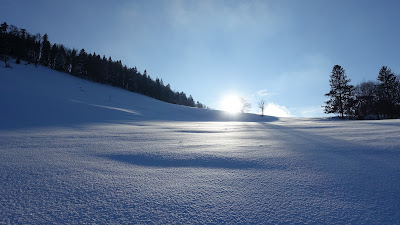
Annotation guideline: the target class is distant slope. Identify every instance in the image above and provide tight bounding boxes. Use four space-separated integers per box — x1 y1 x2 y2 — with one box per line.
0 62 277 130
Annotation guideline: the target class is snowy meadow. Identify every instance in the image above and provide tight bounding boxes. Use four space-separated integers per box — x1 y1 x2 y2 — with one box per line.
1 63 400 224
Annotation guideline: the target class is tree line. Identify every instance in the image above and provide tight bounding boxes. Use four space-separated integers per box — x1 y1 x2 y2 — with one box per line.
0 22 206 109
325 64 400 119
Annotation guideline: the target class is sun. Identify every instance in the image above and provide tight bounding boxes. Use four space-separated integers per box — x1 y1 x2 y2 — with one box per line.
220 95 242 114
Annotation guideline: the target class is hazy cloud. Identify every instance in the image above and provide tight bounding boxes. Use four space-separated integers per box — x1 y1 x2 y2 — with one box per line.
264 103 292 117
167 0 289 36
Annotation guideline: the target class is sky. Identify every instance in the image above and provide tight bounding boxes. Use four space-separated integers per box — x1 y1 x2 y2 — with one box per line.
2 0 400 117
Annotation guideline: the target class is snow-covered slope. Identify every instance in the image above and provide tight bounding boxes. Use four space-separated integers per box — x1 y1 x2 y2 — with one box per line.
1 62 400 224
0 62 276 130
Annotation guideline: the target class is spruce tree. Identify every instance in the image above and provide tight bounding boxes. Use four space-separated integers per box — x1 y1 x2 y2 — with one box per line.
54 44 66 71
325 65 355 118
0 22 9 67
15 28 26 63
377 66 399 118
49 44 58 69
77 48 87 77
70 49 78 75
40 34 51 66
34 34 41 67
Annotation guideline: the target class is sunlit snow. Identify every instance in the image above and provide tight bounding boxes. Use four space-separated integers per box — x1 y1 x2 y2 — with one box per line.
1 62 400 224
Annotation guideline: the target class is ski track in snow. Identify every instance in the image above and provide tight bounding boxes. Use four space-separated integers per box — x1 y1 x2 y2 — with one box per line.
1 62 400 224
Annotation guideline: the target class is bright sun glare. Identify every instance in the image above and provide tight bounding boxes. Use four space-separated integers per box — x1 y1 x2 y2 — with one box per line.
221 95 242 114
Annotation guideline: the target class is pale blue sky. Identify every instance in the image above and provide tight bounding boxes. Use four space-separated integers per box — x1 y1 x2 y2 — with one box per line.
2 0 400 117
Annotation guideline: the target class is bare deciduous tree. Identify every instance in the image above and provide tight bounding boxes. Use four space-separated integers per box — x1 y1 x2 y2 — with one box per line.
258 99 266 117
239 97 251 113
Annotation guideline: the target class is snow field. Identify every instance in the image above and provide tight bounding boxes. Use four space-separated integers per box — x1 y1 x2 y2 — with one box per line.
1 62 400 223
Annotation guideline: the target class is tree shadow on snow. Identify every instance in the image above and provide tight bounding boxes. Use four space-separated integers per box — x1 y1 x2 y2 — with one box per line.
100 153 287 170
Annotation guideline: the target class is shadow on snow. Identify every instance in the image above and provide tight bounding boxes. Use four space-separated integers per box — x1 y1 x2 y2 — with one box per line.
100 153 287 170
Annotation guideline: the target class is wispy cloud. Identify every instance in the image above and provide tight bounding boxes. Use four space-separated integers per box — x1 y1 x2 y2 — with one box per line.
256 89 270 97
254 89 279 99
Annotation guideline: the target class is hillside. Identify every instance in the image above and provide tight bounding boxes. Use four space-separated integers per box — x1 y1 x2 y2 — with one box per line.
1 62 400 224
0 61 275 130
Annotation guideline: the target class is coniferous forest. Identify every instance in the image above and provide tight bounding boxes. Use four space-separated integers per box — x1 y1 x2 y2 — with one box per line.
325 64 400 119
0 22 206 109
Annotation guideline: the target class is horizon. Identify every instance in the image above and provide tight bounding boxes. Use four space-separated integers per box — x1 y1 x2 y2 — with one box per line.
2 0 400 117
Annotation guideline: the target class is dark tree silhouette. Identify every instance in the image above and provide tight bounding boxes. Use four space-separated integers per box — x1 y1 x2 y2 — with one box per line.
35 34 41 66
0 22 206 109
258 99 266 117
377 66 399 118
15 28 26 64
54 44 66 71
77 48 87 77
40 34 51 66
49 44 58 69
354 81 378 119
325 65 354 118
0 22 10 67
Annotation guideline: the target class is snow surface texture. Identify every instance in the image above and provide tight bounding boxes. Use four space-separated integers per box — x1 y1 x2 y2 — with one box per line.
1 62 400 224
